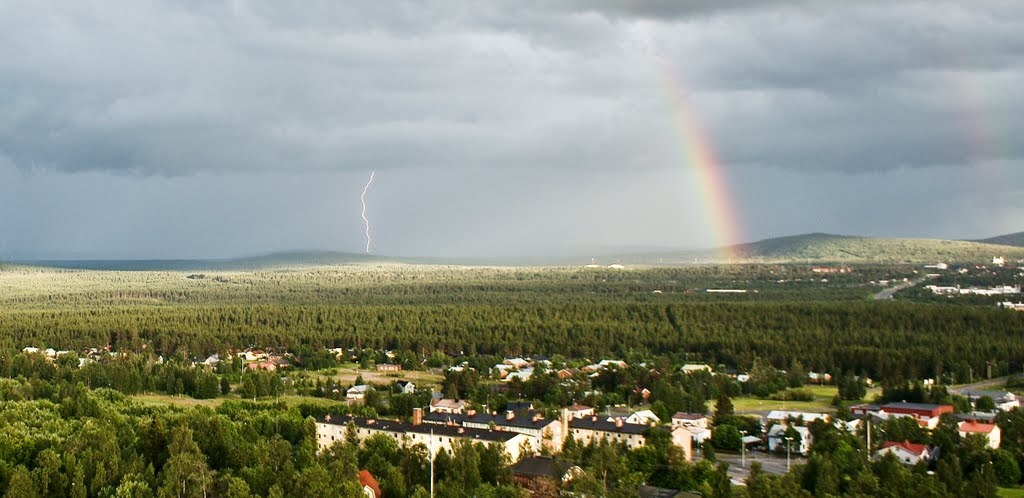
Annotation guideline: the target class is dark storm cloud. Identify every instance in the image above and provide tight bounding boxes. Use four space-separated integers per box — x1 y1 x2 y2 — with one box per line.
1 0 1021 177
0 1 1021 259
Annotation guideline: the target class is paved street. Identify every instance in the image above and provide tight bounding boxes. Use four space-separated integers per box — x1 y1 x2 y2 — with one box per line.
700 452 806 485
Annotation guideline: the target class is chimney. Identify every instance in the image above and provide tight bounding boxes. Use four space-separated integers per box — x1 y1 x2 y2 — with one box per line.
615 418 624 428
367 419 376 425
467 409 477 417
532 413 541 423
592 416 598 422
506 410 515 421
457 427 465 434
412 408 423 426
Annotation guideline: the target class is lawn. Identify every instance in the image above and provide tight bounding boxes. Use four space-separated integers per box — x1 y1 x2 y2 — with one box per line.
732 385 882 414
312 367 444 389
133 393 345 409
998 487 1024 497
134 393 224 409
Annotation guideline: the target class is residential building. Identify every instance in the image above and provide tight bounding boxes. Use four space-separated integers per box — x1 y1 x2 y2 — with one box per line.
851 402 954 429
376 363 401 372
423 407 564 452
566 415 692 460
767 425 812 455
504 358 531 369
875 441 936 466
358 470 382 498
315 411 531 460
671 413 708 429
959 421 1001 449
505 368 534 382
622 410 660 425
681 364 712 374
766 411 829 426
689 427 712 447
557 368 581 380
565 403 594 419
429 398 468 414
958 389 1020 412
346 385 370 401
395 380 415 395
512 456 582 492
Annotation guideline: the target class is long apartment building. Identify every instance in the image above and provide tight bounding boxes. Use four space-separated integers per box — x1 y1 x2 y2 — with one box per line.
315 409 531 461
422 406 564 452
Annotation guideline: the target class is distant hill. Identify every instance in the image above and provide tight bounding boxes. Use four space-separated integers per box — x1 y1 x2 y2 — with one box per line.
613 233 1024 265
15 233 1024 271
724 233 1024 263
21 250 386 271
974 231 1024 248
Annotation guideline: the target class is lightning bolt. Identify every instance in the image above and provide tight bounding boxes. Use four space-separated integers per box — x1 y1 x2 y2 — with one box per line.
360 171 376 254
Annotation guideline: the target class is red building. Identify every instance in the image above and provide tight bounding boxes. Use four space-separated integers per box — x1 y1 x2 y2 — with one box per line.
851 402 954 429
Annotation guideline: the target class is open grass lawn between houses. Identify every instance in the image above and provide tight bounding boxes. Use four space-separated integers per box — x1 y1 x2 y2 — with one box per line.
999 487 1024 497
133 393 343 409
312 366 444 389
732 385 882 414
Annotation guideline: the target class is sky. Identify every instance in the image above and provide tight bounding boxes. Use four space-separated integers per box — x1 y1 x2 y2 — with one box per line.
0 0 1022 260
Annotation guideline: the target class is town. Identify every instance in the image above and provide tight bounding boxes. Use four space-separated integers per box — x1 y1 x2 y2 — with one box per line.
9 340 1024 497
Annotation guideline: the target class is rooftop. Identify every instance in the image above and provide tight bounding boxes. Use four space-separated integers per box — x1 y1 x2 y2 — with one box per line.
959 422 997 434
423 409 557 430
672 412 707 420
882 402 953 412
569 416 653 435
880 440 929 455
512 456 575 479
318 415 521 443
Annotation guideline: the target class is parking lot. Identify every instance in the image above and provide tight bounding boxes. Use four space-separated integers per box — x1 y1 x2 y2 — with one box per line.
700 451 807 485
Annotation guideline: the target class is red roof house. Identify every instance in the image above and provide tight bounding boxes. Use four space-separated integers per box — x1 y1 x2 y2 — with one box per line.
359 470 382 498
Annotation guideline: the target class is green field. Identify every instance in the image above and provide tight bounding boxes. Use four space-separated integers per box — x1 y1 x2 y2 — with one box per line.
732 385 882 413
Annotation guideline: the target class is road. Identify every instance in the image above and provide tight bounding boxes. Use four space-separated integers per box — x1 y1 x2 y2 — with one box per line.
701 452 806 485
872 276 933 300
948 375 1013 395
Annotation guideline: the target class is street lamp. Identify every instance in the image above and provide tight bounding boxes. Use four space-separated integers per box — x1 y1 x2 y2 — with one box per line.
740 430 748 468
786 436 794 471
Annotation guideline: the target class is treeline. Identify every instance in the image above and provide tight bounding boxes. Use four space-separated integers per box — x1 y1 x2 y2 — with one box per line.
0 379 368 497
0 351 275 400
2 301 1022 382
0 264 918 310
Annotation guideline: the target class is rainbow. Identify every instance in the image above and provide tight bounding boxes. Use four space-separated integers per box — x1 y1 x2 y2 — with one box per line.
657 62 744 260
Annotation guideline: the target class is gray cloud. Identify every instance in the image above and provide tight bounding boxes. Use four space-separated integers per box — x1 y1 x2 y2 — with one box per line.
0 0 1021 177
0 1 1021 258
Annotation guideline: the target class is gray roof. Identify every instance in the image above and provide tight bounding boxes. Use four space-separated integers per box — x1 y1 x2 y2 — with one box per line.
569 417 653 435
672 412 707 420
882 402 952 411
512 457 574 479
959 389 1014 401
317 415 520 443
422 409 557 430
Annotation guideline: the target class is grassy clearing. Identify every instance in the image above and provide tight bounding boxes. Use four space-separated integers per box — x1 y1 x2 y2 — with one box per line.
133 393 346 409
134 393 224 409
732 385 882 414
998 487 1024 497
312 367 444 388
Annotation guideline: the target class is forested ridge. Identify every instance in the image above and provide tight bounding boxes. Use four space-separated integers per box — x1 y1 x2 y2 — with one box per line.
2 300 1022 382
1 264 1021 380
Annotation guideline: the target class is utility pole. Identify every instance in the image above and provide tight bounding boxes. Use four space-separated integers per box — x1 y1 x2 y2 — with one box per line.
430 429 434 498
866 418 871 452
